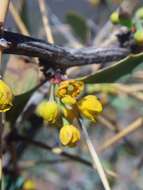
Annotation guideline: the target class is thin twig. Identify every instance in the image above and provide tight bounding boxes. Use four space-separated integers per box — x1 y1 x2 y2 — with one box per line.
38 0 54 43
9 2 29 36
86 83 143 102
98 117 143 152
97 115 116 131
0 0 10 27
9 2 39 65
12 133 117 179
49 9 81 47
115 84 143 93
18 158 68 169
116 84 143 102
79 119 111 190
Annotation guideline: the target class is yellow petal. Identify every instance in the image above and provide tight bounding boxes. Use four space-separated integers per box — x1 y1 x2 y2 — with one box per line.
79 95 102 112
59 125 80 146
61 95 76 105
36 101 60 124
0 80 13 112
23 179 36 190
81 109 96 122
71 126 80 144
59 125 73 145
78 95 102 122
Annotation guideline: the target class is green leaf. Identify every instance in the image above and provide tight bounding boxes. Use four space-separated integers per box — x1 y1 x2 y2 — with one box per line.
4 56 41 123
65 11 89 43
119 18 132 29
81 52 143 83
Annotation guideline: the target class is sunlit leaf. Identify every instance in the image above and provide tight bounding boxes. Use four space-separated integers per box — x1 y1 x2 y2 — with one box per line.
4 56 42 123
4 56 41 95
81 52 143 83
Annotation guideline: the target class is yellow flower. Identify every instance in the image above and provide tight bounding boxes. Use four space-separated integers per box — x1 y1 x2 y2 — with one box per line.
23 179 35 190
134 30 143 45
36 100 60 124
59 125 80 147
0 80 13 112
56 80 84 104
78 95 102 122
136 7 143 19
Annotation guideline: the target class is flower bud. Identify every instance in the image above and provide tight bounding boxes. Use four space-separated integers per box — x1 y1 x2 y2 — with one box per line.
59 125 80 147
23 179 35 190
36 100 60 124
0 80 13 112
61 95 76 105
78 95 102 122
110 12 119 25
136 7 143 19
134 30 143 45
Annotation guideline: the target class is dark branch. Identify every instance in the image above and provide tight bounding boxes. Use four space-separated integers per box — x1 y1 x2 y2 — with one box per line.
1 31 130 68
12 133 92 167
10 133 116 178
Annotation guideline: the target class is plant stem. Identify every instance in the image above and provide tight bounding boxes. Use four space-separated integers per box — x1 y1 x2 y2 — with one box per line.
9 2 29 36
38 0 54 43
98 117 143 152
0 0 10 27
79 119 111 190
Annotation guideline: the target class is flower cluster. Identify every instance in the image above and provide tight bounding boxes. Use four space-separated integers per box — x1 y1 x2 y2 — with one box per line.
36 80 102 147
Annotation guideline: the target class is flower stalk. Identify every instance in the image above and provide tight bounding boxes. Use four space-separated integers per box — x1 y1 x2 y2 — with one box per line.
79 119 111 190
